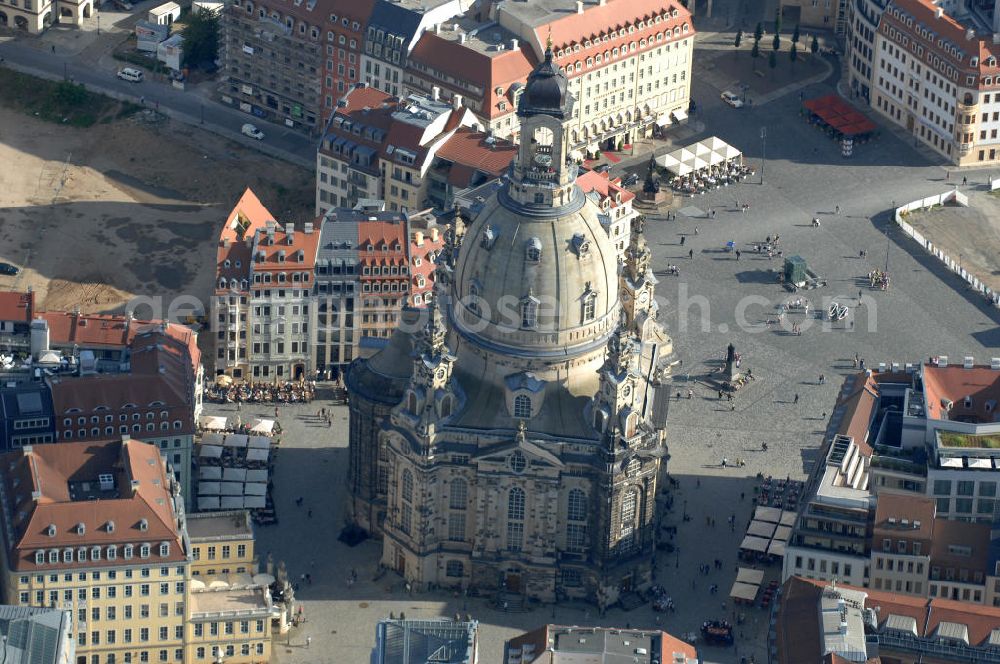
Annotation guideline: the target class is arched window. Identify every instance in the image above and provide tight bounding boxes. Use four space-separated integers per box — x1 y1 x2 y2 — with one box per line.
582 290 597 322
401 470 413 503
468 281 481 316
449 478 467 510
567 489 587 521
407 392 418 414
440 395 453 418
513 394 531 419
520 298 538 329
508 487 525 520
507 487 525 551
620 490 638 554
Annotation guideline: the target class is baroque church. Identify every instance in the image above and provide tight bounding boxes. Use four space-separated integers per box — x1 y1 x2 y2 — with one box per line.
345 44 675 607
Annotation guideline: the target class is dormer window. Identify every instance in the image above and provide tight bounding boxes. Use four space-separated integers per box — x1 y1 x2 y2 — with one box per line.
139 544 150 558
47 524 56 537
526 237 542 262
76 522 85 535
139 518 148 532
159 542 170 557
35 550 44 565
582 286 597 322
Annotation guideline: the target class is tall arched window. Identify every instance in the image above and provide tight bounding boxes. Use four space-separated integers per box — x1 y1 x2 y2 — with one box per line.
507 487 525 552
620 490 638 555
407 392 418 414
400 469 414 535
566 488 588 552
526 237 542 262
520 297 538 329
449 478 468 510
513 394 532 419
582 290 597 322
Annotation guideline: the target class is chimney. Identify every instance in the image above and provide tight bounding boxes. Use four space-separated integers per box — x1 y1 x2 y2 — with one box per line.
453 94 463 110
966 28 975 40
576 0 584 13
459 32 467 44
510 38 519 50
935 6 943 17
304 221 314 234
432 85 441 101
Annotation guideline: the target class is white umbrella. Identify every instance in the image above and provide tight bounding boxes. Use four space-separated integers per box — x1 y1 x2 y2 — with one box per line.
253 573 276 586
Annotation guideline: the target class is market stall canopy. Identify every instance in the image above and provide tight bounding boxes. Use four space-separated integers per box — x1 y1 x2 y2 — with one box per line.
739 535 769 552
244 482 267 496
773 525 793 542
224 434 249 448
197 496 220 510
248 436 270 450
199 445 223 459
246 447 270 463
754 505 783 523
730 581 759 601
779 510 797 527
244 495 266 509
198 481 221 496
222 468 247 482
249 419 274 435
246 469 268 483
655 137 743 176
803 93 878 136
736 568 765 585
253 573 275 586
767 539 787 557
747 520 777 539
200 416 228 431
199 466 222 480
221 496 244 509
201 432 224 446
220 482 244 496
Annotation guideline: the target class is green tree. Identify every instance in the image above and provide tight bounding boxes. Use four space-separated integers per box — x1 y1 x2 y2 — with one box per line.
792 24 801 45
182 9 220 68
774 8 782 35
734 29 743 49
751 41 760 71
773 32 781 51
811 34 819 56
754 21 764 44
790 43 798 70
769 50 777 77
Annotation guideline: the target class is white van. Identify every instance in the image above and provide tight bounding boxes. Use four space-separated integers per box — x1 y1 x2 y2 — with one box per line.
241 123 265 140
116 68 144 83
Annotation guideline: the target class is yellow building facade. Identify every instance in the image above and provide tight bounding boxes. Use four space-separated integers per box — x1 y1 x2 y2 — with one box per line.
185 511 257 579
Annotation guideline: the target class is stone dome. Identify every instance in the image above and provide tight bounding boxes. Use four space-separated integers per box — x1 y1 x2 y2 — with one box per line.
450 187 620 358
518 47 572 120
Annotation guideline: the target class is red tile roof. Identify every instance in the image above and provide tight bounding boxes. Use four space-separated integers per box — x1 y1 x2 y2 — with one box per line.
577 169 636 206
252 225 322 272
3 439 186 571
338 85 395 115
408 33 537 119
0 291 34 323
835 372 880 456
435 128 518 177
922 362 1000 423
874 492 936 540
217 188 275 287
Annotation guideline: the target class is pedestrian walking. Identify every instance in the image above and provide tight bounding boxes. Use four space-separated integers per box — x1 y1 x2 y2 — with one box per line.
695 227 700 235
819 374 826 385
711 208 717 218
51 45 56 53
140 96 145 106
946 170 950 180
858 289 863 301
307 509 313 518
689 248 694 259
794 393 799 404
681 235 686 246
687 389 693 399
835 205 840 214
306 636 312 649
735 250 741 261
963 175 968 186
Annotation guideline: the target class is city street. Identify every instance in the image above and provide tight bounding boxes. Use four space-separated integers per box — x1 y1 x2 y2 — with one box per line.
0 13 316 168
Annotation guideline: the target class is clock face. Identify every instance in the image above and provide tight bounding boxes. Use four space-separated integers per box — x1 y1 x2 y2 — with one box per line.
622 385 631 398
534 152 552 166
638 290 649 304
436 369 445 379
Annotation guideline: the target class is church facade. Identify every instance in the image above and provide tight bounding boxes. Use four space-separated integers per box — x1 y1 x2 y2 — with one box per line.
345 46 675 607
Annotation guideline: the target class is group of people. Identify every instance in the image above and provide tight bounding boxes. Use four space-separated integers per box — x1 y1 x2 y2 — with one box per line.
868 268 891 290
207 381 316 404
670 162 755 196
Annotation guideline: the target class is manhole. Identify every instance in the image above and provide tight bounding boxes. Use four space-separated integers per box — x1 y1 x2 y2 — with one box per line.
359 602 369 608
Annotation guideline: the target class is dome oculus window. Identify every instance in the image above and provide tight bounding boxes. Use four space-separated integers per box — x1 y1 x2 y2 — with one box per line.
509 450 527 473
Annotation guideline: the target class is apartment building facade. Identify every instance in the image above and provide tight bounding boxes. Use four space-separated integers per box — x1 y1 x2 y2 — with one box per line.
846 0 888 101
577 169 637 261
183 587 272 664
872 0 1000 166
219 0 324 133
0 439 190 664
184 511 257 579
404 0 695 150
320 0 374 125
360 0 468 98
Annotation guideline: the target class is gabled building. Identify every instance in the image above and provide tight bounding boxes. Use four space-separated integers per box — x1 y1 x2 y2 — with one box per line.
576 169 637 261
0 438 189 664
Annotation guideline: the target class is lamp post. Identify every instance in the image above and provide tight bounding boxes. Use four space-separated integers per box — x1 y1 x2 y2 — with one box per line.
97 12 100 34
759 126 767 185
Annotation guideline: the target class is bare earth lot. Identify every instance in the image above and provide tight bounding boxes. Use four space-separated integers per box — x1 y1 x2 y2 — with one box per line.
903 187 1000 293
0 105 314 313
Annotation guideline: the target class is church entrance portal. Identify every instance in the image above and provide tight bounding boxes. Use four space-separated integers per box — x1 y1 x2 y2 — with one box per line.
504 571 522 593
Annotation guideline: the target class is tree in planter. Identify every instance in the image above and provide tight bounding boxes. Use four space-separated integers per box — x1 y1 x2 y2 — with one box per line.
734 29 743 50
792 24 800 46
811 34 819 56
790 43 798 71
769 50 777 78
774 8 782 36
751 41 760 71
182 9 220 68
773 31 780 52
754 22 764 44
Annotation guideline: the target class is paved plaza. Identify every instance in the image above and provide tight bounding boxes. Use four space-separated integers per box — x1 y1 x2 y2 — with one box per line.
195 48 1000 664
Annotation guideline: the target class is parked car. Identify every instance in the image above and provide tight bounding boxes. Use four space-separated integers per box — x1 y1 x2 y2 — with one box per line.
116 68 144 83
0 262 20 276
594 163 612 173
720 91 744 108
623 172 640 187
241 123 265 140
